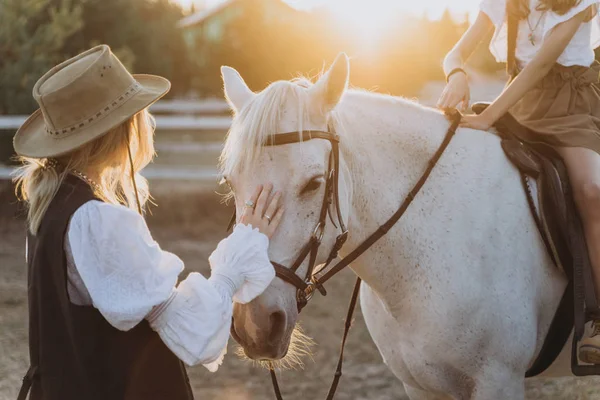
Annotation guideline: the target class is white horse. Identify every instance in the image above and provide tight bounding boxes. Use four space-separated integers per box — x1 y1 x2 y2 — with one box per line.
219 54 570 399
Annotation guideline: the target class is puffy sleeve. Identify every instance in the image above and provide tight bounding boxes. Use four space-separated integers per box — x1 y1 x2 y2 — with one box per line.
480 0 509 63
147 272 234 371
542 1 600 44
147 223 274 370
68 201 235 371
68 201 182 331
480 0 506 27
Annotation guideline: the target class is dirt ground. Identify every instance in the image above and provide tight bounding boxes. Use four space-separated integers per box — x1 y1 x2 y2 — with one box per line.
2 180 600 399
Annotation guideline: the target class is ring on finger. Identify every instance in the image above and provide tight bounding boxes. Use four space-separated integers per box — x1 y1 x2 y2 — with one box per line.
245 200 255 208
265 214 272 223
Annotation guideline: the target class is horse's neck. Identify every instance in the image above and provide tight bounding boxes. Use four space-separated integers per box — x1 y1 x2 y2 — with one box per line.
336 96 451 285
338 98 446 231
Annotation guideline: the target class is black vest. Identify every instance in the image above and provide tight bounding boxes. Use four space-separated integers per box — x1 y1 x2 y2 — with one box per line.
20 175 193 400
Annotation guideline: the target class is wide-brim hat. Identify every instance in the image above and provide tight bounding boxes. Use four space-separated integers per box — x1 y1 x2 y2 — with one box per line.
14 44 171 158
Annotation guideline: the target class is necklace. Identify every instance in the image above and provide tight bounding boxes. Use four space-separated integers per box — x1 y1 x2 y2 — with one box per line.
526 10 546 46
71 170 102 192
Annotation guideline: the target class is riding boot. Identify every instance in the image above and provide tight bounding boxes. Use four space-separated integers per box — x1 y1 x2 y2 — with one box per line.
579 321 600 363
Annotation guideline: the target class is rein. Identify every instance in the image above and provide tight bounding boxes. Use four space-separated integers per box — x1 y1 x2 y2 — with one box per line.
228 109 462 399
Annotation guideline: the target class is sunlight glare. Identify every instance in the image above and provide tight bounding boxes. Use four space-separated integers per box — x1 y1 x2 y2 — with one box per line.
331 0 399 43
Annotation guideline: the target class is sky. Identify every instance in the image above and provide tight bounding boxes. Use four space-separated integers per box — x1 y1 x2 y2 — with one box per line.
177 0 482 20
284 0 481 19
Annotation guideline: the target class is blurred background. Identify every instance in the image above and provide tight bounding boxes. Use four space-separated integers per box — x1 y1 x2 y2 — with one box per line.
1 0 599 399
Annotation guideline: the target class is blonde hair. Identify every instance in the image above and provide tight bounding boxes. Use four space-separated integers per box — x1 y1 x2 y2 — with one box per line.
14 110 156 234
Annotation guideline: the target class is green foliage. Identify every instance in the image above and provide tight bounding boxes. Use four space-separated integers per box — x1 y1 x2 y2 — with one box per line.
63 0 192 95
186 1 502 97
0 0 192 116
0 0 83 114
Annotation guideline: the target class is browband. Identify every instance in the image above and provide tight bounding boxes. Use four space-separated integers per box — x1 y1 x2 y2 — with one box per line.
265 131 339 146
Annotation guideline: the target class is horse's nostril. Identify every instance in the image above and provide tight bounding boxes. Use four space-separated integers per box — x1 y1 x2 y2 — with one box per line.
268 310 286 343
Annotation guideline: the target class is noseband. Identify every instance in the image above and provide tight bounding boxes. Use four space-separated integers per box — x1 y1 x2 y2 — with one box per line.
227 110 462 400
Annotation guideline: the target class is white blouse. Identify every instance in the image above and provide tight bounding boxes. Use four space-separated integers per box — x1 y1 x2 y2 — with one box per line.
480 0 600 68
63 200 274 372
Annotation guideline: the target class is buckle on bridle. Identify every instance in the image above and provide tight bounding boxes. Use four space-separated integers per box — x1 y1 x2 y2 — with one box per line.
334 231 348 252
303 282 316 302
298 276 327 306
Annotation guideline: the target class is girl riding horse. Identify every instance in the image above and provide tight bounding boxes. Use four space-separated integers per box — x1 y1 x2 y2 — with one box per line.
439 0 600 363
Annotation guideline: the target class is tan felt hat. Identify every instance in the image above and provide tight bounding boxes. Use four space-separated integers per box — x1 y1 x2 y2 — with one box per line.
13 44 171 158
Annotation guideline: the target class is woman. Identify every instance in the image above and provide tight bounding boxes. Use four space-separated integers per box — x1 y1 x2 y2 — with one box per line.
438 0 600 363
13 45 282 400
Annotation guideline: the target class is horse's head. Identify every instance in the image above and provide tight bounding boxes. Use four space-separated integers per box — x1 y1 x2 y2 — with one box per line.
220 54 352 363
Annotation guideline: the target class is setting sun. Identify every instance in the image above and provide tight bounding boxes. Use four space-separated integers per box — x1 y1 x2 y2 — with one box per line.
186 0 482 19
331 0 400 40
178 0 482 44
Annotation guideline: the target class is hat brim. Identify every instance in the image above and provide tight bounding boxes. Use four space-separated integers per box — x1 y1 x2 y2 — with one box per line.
13 74 171 158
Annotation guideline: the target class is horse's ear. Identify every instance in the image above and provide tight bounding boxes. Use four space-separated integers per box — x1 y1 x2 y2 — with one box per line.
309 53 349 113
221 66 254 113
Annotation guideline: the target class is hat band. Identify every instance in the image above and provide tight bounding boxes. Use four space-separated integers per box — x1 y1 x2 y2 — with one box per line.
44 81 142 137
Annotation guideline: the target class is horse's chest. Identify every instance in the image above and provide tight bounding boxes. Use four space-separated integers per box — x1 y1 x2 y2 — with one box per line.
359 282 481 396
359 283 441 389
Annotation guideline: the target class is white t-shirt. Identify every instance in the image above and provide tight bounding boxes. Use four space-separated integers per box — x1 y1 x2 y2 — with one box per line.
480 0 600 67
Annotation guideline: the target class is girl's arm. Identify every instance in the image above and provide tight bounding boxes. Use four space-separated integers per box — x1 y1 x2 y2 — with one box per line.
438 12 494 110
462 7 591 129
442 12 495 76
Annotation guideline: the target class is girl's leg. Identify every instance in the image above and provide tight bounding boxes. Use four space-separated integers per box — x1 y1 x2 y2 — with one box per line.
556 147 600 362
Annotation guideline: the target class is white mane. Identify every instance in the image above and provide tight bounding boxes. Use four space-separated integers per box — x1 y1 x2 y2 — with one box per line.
219 78 313 177
219 76 442 178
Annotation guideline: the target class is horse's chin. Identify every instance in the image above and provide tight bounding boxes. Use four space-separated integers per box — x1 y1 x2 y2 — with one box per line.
233 325 315 370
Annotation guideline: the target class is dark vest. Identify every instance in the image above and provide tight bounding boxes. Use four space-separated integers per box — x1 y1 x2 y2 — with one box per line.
20 175 193 400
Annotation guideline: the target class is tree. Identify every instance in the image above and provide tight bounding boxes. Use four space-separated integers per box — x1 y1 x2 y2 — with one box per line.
0 0 83 114
62 0 192 95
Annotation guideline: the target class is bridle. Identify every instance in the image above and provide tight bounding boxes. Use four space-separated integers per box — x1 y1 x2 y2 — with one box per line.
227 110 462 399
226 128 349 311
265 129 348 311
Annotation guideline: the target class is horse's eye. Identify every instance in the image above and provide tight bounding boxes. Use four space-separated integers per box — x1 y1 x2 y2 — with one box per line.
300 177 324 196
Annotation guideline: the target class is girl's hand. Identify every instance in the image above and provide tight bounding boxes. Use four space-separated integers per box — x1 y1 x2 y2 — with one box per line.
239 184 284 238
460 113 494 131
437 72 470 112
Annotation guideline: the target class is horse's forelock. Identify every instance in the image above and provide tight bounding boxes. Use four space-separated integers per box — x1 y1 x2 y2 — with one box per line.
219 78 313 177
219 76 437 179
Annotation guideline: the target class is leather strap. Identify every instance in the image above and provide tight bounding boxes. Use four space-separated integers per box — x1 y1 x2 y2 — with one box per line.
325 277 361 400
507 0 519 79
265 131 339 147
269 277 362 400
266 128 345 312
313 110 461 288
270 364 283 400
16 365 37 400
526 280 574 377
272 262 309 293
233 111 462 399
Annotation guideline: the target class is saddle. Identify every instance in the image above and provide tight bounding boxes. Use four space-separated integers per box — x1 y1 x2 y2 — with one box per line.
472 102 600 376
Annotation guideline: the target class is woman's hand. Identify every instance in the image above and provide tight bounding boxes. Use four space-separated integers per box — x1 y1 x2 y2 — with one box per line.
239 184 284 238
437 72 470 112
209 183 282 303
459 113 494 131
